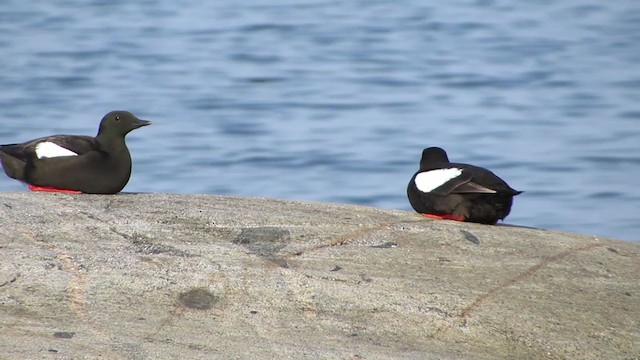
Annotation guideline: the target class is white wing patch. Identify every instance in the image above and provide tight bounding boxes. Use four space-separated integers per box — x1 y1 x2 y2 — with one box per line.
415 168 463 192
35 142 78 159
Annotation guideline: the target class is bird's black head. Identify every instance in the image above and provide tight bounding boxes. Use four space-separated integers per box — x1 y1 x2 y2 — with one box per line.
97 111 152 137
420 147 450 169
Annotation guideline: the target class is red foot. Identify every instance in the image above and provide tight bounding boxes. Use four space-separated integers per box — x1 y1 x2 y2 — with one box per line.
423 213 465 222
28 184 82 194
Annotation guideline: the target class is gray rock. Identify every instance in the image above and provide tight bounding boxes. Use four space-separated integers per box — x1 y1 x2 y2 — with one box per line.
0 192 638 359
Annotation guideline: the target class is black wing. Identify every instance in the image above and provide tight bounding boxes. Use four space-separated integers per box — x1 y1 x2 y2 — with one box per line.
428 171 475 196
448 164 520 196
0 135 101 162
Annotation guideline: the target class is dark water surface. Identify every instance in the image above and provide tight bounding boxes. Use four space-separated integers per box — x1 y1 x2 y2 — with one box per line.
1 1 639 241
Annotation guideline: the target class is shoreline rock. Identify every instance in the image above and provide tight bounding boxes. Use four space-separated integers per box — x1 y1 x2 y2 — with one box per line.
0 192 638 359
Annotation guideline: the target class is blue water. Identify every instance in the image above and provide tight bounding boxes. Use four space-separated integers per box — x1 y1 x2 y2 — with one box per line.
1 1 639 241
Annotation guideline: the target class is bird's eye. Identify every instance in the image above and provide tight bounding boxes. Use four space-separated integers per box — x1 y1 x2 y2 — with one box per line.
115 116 120 122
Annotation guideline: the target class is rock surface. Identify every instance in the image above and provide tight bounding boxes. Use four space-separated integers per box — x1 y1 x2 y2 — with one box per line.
0 192 638 359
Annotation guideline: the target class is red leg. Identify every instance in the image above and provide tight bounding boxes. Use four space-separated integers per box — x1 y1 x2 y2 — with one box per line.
28 184 82 194
422 213 465 222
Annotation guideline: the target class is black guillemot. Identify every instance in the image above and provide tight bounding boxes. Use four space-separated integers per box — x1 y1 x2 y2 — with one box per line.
0 110 151 194
407 147 522 224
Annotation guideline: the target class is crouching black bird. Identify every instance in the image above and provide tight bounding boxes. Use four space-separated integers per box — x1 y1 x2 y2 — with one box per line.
407 147 522 224
0 110 151 194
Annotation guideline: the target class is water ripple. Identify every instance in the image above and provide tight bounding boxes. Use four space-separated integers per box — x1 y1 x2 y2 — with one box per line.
0 0 638 242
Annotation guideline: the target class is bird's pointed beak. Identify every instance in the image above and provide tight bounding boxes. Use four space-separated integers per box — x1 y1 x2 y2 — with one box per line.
134 119 152 128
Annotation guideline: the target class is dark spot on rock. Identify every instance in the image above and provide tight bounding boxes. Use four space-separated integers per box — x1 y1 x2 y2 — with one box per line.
359 274 373 283
53 331 75 339
331 265 343 272
48 349 58 353
234 227 290 245
607 247 619 254
437 257 451 263
625 292 632 297
460 230 480 245
178 288 219 310
250 310 258 314
370 242 398 249
423 306 450 317
188 344 206 351
44 263 62 270
267 256 290 268
0 274 19 287
233 227 291 257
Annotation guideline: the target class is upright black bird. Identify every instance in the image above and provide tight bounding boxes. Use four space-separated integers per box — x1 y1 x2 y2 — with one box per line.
407 147 522 224
0 110 151 194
